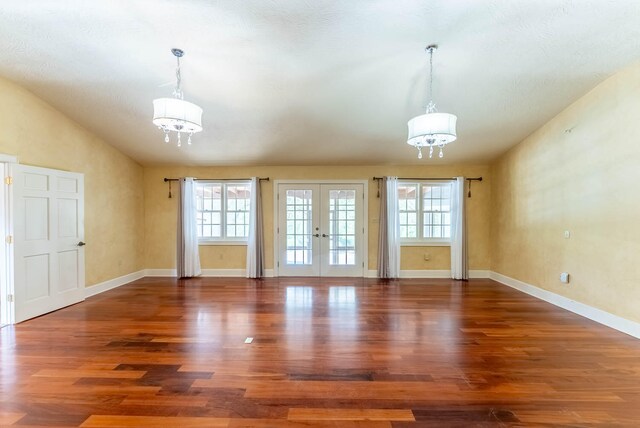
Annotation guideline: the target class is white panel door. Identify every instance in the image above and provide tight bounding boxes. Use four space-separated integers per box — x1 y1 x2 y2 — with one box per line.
277 183 364 277
13 165 84 323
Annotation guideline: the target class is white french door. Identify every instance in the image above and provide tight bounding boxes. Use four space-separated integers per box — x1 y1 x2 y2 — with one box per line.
13 165 85 323
277 183 365 277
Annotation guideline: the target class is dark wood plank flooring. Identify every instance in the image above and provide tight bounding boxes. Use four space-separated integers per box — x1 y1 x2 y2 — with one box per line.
1 277 640 427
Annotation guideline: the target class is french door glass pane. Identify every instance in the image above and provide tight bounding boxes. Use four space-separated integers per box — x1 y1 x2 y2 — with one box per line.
285 190 312 265
328 189 356 265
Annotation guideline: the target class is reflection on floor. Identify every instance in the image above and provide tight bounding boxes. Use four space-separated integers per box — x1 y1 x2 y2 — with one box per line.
1 276 640 427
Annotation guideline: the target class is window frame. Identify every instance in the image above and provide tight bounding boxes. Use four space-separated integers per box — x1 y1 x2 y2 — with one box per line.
398 180 453 247
196 180 251 246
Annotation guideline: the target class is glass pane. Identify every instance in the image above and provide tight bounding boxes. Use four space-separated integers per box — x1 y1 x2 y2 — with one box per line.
196 183 222 238
443 213 451 226
285 189 313 265
225 183 251 238
328 189 356 265
420 182 452 241
423 198 432 211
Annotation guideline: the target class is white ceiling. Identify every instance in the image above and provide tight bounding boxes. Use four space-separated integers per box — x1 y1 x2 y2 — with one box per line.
1 0 640 166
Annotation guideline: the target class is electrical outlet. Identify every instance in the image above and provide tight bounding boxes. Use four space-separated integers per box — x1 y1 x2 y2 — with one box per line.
560 272 570 283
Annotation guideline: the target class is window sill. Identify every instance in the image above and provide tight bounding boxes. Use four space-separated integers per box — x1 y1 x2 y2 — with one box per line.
401 241 451 247
199 240 248 246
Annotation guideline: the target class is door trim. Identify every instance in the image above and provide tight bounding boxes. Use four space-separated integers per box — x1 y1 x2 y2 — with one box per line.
273 179 368 277
0 155 17 326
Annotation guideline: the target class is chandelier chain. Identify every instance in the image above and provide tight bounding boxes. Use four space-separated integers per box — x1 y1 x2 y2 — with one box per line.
174 55 183 100
428 46 433 104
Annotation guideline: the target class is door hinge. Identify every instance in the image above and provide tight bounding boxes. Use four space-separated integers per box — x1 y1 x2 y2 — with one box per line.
5 235 13 244
4 176 13 185
7 294 14 303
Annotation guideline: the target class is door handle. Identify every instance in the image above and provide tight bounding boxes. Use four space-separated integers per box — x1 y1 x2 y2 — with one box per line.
313 234 320 237
77 241 86 247
322 234 328 238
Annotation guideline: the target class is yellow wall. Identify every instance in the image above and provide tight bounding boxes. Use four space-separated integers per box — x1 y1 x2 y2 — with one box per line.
0 77 145 287
144 165 491 272
491 62 640 323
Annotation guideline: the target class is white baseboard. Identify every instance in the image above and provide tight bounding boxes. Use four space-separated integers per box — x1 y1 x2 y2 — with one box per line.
367 269 490 279
145 269 177 277
490 271 640 339
201 269 275 277
84 270 146 298
470 270 490 279
144 268 275 278
400 269 451 278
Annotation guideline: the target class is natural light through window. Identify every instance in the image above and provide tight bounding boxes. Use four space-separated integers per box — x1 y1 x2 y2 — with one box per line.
399 181 452 245
196 181 250 243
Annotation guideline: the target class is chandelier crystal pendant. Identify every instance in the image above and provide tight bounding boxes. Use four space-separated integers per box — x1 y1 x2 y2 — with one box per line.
407 44 457 159
153 48 203 147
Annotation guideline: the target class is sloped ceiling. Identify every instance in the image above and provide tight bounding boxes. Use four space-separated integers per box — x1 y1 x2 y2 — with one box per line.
1 0 639 166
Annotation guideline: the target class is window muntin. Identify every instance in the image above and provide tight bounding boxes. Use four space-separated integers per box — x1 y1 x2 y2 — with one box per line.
285 189 313 265
196 181 250 242
399 181 452 244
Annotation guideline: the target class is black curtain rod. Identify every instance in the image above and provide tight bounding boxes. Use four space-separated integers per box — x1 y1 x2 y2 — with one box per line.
372 176 482 182
163 177 269 198
373 176 483 198
164 177 269 182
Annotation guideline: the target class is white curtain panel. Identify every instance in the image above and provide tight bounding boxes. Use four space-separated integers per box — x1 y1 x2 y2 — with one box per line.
377 176 401 278
450 177 469 280
246 177 264 278
177 177 201 278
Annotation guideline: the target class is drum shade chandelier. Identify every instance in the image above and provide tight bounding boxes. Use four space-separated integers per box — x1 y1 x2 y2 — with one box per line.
153 48 203 147
407 44 457 159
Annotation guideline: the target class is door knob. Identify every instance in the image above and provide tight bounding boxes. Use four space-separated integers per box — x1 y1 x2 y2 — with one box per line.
77 241 86 246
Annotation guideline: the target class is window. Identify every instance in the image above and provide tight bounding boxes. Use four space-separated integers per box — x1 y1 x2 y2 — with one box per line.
196 181 251 243
398 181 452 245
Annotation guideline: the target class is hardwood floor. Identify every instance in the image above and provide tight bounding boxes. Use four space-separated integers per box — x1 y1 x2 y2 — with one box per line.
1 277 640 427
